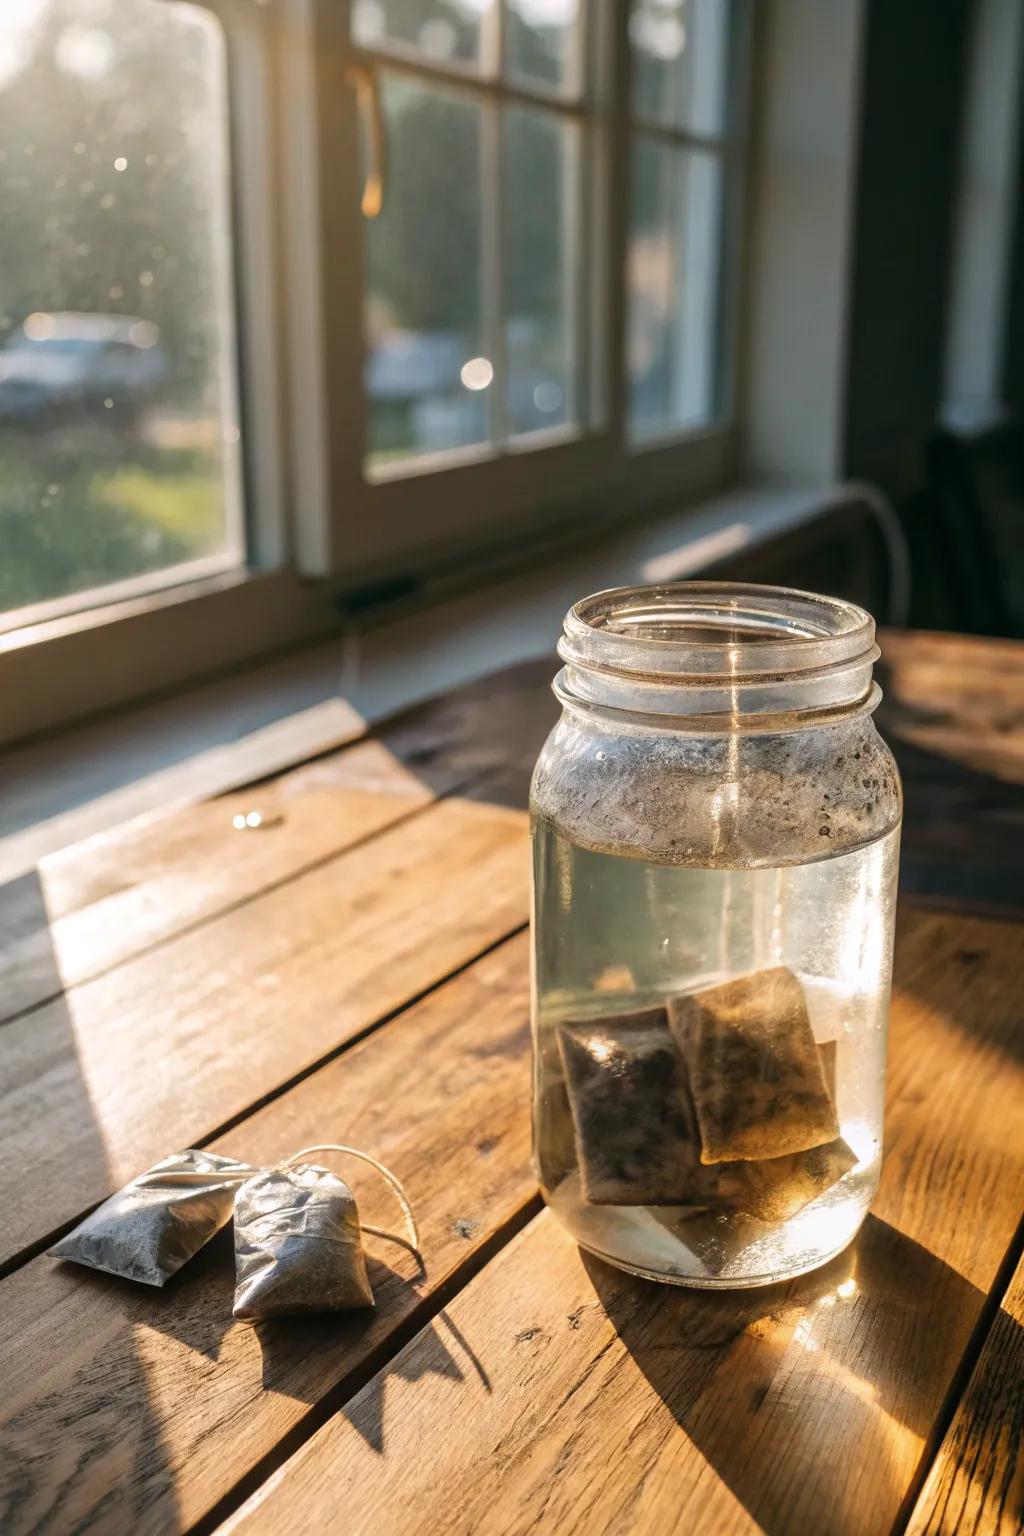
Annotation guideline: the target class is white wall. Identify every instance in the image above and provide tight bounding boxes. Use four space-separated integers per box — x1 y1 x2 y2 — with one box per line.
740 0 867 484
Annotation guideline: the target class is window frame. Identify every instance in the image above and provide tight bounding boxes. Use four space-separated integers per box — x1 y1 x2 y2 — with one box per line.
0 0 287 632
0 0 331 745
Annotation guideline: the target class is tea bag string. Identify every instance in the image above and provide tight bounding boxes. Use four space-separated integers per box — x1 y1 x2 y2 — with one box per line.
281 1144 419 1252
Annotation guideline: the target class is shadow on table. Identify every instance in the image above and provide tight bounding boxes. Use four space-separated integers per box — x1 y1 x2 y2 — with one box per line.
582 1214 1008 1536
250 1247 494 1455
0 875 178 1535
877 667 1024 916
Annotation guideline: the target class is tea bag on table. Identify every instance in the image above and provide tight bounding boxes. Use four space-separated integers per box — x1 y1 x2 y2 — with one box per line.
49 1150 253 1287
232 1144 419 1321
669 967 839 1164
558 1007 717 1207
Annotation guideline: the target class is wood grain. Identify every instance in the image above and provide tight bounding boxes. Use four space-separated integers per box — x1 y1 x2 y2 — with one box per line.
0 658 555 1027
877 630 1024 911
221 906 1024 1536
905 1252 1024 1535
0 788 529 1270
0 933 535 1536
878 628 1024 783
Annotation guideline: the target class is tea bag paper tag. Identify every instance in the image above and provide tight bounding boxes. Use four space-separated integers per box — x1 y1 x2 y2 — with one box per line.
48 1149 253 1287
232 1164 374 1320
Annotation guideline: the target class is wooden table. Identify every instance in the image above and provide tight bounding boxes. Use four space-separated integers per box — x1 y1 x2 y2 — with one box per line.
1 628 1022 1536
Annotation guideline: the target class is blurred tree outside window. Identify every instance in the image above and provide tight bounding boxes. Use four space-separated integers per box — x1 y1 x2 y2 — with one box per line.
0 0 240 618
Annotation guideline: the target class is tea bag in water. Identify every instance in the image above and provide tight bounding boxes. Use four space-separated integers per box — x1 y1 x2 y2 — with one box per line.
49 1149 252 1286
232 1144 418 1321
818 1038 839 1103
669 967 839 1164
558 1007 710 1206
534 1061 578 1191
728 1138 859 1222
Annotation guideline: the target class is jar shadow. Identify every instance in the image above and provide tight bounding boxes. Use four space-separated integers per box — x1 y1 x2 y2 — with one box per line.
579 1212 996 1536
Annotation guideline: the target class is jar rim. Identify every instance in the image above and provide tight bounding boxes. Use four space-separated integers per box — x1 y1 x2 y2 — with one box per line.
557 581 880 723
561 581 875 681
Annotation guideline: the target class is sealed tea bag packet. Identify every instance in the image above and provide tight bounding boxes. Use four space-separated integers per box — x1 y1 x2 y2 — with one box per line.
669 967 839 1164
49 1150 253 1286
558 1007 724 1207
232 1144 419 1321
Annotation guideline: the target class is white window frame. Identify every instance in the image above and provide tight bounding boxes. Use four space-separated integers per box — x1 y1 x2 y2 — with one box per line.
0 0 752 745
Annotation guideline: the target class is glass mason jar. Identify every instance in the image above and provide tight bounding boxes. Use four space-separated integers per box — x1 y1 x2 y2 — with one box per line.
530 582 902 1288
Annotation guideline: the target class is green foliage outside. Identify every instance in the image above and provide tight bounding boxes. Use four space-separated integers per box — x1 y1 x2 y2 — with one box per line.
0 435 222 610
0 0 571 613
0 0 229 614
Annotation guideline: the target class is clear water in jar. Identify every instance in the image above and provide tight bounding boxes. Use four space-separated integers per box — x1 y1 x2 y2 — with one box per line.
531 822 900 1287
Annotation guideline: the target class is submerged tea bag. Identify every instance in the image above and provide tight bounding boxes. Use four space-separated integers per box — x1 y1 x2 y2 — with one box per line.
818 1038 839 1103
49 1149 252 1286
558 1007 714 1206
534 1062 578 1192
727 1138 859 1222
670 967 839 1164
232 1143 418 1321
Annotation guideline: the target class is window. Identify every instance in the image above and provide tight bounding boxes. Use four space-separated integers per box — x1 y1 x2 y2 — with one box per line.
310 0 749 575
0 0 750 736
353 2 589 471
629 0 734 437
0 0 242 626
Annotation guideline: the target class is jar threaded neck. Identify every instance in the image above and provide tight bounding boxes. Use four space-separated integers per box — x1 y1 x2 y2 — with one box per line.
557 582 880 726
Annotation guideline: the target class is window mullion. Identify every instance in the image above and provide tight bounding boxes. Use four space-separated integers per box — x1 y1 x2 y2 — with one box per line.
349 43 587 119
604 0 631 465
480 2 506 448
290 0 365 573
570 117 588 428
628 118 732 155
481 98 507 447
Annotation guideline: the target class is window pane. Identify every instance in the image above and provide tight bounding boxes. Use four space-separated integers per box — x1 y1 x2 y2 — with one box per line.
631 0 731 136
0 0 240 619
505 0 579 95
364 76 486 468
628 138 723 437
504 108 576 436
352 0 492 69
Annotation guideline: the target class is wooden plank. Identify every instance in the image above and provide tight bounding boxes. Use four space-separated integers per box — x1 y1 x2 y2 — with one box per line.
905 1252 1024 1536
0 658 555 1027
0 933 535 1536
0 787 529 1270
876 631 1024 911
0 739 438 1027
222 906 1024 1536
878 629 1024 784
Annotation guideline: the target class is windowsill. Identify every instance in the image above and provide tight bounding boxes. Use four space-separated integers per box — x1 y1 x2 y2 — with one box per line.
0 482 854 879
0 556 248 648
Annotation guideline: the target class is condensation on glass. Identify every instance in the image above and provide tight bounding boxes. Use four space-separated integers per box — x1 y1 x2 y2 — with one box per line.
0 0 241 620
530 583 903 1288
